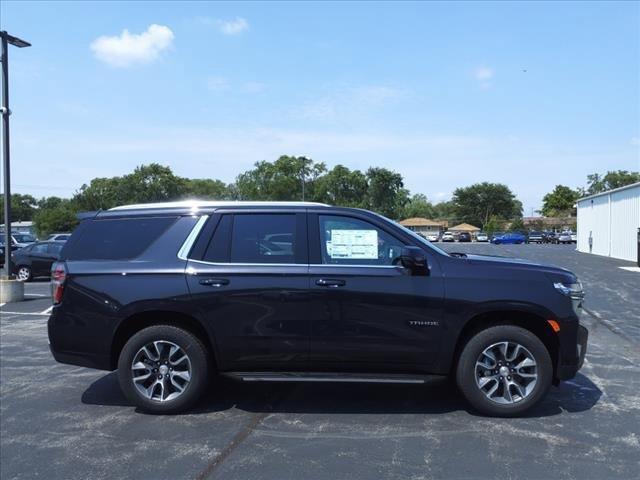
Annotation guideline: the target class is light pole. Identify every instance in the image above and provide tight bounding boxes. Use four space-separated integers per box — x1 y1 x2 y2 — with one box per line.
1 31 31 279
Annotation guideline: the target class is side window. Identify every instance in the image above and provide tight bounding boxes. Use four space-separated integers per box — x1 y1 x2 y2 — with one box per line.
202 215 232 263
65 217 177 260
48 243 64 256
230 214 297 264
318 215 404 266
31 243 49 254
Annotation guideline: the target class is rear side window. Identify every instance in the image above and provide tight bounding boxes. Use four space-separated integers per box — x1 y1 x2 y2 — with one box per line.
31 243 49 254
230 214 297 264
65 217 177 260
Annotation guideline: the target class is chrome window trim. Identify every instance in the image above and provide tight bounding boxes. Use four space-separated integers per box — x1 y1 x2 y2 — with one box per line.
177 215 209 260
185 257 400 269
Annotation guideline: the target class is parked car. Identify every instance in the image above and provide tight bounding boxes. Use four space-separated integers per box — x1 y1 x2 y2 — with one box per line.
570 233 577 243
527 231 545 244
11 233 38 248
12 241 65 281
544 231 559 244
558 231 573 244
0 239 19 264
491 232 527 245
441 231 455 242
476 232 489 242
49 201 588 417
425 233 440 242
46 233 72 242
458 232 472 242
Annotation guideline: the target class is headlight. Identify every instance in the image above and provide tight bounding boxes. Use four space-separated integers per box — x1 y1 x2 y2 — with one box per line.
554 282 584 299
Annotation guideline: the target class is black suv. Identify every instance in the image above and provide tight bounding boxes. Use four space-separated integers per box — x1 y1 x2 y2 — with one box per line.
48 201 588 416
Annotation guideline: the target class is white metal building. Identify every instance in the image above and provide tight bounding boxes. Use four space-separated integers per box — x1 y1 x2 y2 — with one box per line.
576 182 640 262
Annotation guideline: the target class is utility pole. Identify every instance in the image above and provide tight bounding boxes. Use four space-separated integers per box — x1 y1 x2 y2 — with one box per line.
1 31 31 279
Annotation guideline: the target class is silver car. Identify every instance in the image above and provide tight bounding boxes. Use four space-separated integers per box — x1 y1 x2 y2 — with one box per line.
558 231 573 244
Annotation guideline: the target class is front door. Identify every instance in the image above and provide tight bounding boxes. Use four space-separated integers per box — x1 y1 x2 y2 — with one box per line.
185 211 310 371
308 212 445 373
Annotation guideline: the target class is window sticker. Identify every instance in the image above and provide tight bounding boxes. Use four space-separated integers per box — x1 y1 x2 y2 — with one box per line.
328 229 378 259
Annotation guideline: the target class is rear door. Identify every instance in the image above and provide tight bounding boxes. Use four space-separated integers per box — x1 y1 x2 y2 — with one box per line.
29 243 53 276
185 210 310 371
307 211 445 372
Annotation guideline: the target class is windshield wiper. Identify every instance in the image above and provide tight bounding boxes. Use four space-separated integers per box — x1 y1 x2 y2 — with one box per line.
449 252 467 258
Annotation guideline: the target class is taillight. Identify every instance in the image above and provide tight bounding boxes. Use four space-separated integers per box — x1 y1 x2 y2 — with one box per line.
51 262 67 305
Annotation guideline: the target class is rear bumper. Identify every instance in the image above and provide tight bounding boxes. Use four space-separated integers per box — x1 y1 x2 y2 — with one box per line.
557 324 588 380
48 310 113 371
49 343 112 370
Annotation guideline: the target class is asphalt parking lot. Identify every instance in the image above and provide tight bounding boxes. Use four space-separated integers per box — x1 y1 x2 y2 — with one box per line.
1 244 639 480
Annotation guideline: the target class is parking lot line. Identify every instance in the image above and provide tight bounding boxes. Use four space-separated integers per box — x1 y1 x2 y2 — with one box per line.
619 266 640 272
0 311 50 316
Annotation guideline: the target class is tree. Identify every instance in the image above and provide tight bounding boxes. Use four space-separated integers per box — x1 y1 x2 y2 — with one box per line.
582 170 640 195
365 167 409 219
74 163 186 210
483 215 505 235
452 182 522 229
508 218 525 232
32 199 78 237
183 179 232 199
312 165 368 207
0 194 37 223
235 156 326 201
540 185 579 217
401 194 435 219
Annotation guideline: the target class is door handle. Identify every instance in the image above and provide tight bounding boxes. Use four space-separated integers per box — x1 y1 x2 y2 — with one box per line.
316 278 346 288
199 278 230 287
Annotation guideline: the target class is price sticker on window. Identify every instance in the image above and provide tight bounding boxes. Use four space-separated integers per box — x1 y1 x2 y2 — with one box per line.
328 229 378 259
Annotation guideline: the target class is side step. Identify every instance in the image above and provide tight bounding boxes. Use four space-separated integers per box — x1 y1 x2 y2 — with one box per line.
222 371 445 384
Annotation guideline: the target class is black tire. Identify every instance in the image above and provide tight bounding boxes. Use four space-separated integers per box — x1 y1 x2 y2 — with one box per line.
456 325 552 417
117 325 210 414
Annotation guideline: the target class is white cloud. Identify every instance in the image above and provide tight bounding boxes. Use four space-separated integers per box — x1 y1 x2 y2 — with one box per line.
207 76 229 91
474 66 494 89
91 24 174 68
198 17 250 35
297 85 407 121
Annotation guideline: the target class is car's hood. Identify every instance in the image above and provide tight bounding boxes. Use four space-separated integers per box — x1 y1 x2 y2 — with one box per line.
463 253 576 280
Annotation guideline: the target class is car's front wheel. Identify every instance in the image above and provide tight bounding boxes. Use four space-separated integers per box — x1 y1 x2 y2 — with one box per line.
456 325 552 417
16 266 32 282
117 325 210 414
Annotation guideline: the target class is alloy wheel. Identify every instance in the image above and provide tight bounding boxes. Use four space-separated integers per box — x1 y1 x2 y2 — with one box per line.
131 340 192 402
16 267 30 282
474 341 538 404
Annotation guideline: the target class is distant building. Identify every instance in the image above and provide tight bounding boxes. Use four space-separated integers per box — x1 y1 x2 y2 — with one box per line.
0 221 36 235
576 182 640 262
523 216 575 231
449 223 481 235
399 217 447 236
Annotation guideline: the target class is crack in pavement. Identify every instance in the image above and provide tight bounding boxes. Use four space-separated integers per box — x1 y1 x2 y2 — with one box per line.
194 387 294 480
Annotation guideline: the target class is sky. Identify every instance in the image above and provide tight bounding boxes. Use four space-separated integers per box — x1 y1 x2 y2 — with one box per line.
1 0 639 215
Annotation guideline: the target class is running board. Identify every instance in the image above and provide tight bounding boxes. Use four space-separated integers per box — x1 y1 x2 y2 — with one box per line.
222 372 444 384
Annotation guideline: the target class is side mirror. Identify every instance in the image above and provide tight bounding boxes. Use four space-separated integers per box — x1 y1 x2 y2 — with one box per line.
398 246 428 275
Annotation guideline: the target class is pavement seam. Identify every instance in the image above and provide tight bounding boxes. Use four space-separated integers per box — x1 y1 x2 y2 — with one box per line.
583 307 637 345
194 387 292 480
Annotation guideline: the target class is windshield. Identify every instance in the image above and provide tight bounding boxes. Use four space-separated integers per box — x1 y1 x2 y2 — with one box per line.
13 234 36 243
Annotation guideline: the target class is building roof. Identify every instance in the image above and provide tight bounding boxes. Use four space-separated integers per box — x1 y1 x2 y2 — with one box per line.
576 181 640 203
450 223 481 232
523 216 572 226
399 217 445 227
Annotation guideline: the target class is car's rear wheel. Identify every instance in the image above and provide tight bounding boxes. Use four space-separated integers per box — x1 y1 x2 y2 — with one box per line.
117 325 210 414
456 325 552 417
16 266 32 282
